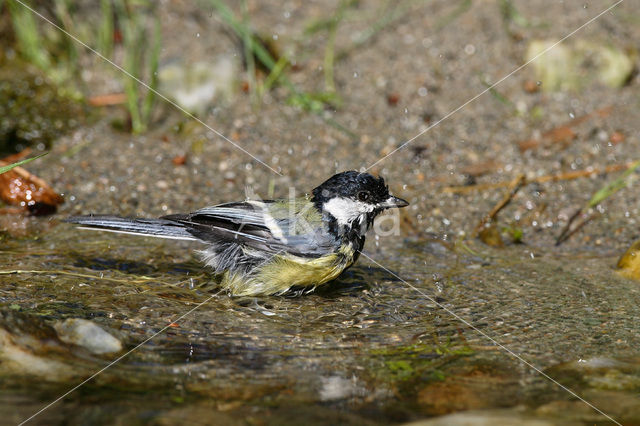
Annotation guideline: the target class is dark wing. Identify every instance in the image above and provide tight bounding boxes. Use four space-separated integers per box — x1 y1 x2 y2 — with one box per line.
162 201 338 257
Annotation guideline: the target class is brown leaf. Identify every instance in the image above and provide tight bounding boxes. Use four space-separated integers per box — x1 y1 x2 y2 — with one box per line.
518 139 540 152
88 93 127 107
609 131 625 145
460 160 502 177
386 93 400 106
1 148 32 164
172 155 187 166
0 155 64 216
518 106 612 152
542 125 576 144
523 79 540 93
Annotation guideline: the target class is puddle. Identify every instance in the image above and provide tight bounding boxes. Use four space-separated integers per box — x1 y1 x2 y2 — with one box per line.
2 223 640 424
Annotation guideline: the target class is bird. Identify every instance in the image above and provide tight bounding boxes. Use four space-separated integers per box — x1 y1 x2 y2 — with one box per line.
65 171 409 296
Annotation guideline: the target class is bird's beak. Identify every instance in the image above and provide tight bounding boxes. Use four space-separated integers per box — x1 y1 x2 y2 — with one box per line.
378 195 409 209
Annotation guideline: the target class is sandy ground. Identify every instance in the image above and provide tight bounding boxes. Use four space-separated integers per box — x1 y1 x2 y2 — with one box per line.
27 0 637 253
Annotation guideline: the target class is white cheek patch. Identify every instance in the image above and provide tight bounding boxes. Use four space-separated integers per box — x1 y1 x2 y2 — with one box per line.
323 198 374 226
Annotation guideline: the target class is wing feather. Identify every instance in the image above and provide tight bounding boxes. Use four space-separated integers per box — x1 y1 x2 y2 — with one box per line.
162 200 337 257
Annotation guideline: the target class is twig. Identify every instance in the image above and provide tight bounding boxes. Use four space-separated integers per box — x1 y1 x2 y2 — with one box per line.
555 211 599 246
555 159 640 246
473 174 525 236
0 269 165 285
443 162 634 194
555 208 582 246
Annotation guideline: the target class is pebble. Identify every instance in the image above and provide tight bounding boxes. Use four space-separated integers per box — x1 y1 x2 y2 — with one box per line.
54 318 122 355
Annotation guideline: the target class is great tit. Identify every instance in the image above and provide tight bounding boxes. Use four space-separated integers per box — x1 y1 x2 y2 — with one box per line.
65 171 409 296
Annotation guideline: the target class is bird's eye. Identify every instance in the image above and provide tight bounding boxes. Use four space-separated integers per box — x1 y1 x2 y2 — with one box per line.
357 191 370 202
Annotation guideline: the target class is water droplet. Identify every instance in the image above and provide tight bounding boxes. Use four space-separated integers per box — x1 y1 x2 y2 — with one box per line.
353 71 359 78
196 33 200 38
569 112 575 118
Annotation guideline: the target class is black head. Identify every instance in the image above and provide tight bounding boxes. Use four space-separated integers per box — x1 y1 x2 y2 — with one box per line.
311 171 390 204
311 171 409 233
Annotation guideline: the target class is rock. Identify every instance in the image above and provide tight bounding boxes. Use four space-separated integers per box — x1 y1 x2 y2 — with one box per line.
526 40 634 92
547 357 640 392
0 311 79 381
319 376 358 401
158 56 238 115
54 318 122 355
416 361 520 415
404 409 556 426
0 327 77 380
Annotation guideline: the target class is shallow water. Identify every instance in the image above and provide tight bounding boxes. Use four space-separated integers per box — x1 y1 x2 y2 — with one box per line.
2 222 640 425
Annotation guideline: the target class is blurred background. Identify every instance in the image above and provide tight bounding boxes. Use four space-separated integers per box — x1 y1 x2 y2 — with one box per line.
2 1 640 424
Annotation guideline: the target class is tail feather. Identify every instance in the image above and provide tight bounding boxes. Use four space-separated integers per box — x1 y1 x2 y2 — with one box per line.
64 215 197 241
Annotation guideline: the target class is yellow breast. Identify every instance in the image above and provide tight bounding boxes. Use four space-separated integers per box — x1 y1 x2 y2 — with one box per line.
221 244 357 296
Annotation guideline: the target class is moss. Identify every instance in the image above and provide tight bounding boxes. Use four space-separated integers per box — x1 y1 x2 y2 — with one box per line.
0 57 84 155
370 341 474 384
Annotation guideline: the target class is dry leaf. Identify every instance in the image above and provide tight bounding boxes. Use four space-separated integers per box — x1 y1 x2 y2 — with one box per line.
0 153 63 216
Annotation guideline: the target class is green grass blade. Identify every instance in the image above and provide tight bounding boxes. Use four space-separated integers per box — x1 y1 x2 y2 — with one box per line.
98 0 114 57
324 23 337 93
209 0 277 70
588 160 640 208
0 153 49 175
8 0 51 69
53 0 79 67
142 16 161 124
262 56 289 94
